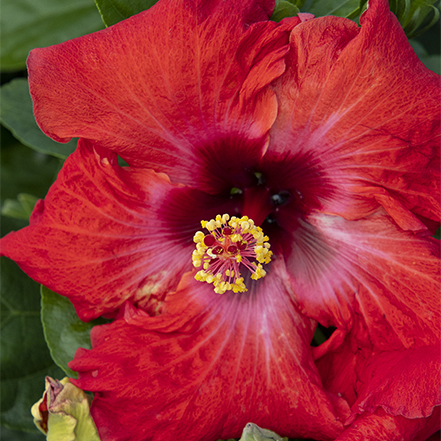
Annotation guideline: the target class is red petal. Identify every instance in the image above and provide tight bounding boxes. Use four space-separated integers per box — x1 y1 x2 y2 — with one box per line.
27 0 299 192
70 261 350 440
334 407 440 441
270 0 440 231
349 345 441 420
317 345 440 441
0 140 235 320
317 327 440 417
335 408 440 441
281 211 440 351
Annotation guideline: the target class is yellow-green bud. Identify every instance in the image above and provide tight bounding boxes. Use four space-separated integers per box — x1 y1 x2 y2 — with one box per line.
31 377 100 441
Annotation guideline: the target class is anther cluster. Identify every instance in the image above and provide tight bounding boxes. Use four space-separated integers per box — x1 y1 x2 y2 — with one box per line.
192 214 272 294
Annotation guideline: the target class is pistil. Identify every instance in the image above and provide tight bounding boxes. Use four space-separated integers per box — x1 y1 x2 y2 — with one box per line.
192 214 272 294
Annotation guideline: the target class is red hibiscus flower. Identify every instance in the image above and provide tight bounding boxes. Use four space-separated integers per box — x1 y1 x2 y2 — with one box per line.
1 0 439 440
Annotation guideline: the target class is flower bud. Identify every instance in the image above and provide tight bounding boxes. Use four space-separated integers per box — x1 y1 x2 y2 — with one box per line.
239 422 286 441
31 377 100 441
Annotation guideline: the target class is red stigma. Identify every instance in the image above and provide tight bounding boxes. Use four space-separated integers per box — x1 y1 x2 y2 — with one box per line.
237 241 247 251
227 245 238 254
212 246 224 255
204 235 215 246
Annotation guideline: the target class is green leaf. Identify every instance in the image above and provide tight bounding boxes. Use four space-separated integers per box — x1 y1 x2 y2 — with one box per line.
41 287 108 378
302 0 440 34
1 79 77 159
1 0 103 72
95 0 159 27
2 194 39 220
302 0 362 17
346 0 367 19
1 256 65 432
390 0 440 38
271 0 300 21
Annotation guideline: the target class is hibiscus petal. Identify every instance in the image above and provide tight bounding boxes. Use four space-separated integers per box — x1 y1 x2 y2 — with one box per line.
27 0 301 192
271 0 440 230
70 261 350 441
280 211 440 351
316 321 440 415
349 345 441 420
334 407 440 441
0 140 236 320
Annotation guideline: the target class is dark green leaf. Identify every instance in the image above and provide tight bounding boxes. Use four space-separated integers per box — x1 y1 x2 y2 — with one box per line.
1 365 63 435
1 259 52 380
95 0 159 27
1 0 103 71
1 257 65 432
424 54 441 73
1 79 77 159
415 17 440 54
0 426 44 441
1 135 65 434
41 287 108 378
0 134 60 210
411 40 441 73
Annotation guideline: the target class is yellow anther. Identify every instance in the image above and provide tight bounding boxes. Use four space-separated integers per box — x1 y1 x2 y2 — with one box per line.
192 214 272 294
231 234 242 243
251 264 266 280
205 220 217 231
193 231 205 243
241 221 250 232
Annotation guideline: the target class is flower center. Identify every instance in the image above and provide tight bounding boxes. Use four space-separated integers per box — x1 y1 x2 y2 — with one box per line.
192 214 272 294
